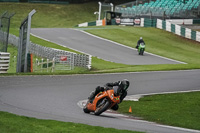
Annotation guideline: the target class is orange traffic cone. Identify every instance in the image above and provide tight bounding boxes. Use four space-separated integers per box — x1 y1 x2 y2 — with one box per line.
129 106 132 113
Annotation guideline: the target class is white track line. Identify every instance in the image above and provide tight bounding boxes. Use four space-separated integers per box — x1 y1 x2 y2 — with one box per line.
30 33 92 56
125 89 200 101
156 124 200 133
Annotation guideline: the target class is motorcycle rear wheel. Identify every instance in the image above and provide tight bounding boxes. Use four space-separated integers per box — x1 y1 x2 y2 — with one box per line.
94 99 110 116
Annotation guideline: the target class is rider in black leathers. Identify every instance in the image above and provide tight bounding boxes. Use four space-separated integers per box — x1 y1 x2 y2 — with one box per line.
136 37 145 49
88 79 130 111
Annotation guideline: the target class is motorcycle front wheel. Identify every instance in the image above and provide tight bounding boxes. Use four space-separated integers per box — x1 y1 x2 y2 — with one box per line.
83 101 90 113
139 49 144 55
94 99 110 116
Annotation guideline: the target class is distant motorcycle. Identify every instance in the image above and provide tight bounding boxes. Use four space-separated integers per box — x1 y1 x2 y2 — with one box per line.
138 43 145 55
83 87 120 116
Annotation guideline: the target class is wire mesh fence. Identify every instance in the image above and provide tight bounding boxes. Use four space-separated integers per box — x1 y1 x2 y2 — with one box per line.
34 58 55 72
0 11 14 52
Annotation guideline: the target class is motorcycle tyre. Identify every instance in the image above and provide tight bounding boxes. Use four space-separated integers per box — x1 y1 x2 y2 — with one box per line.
140 49 144 55
141 49 144 55
83 102 90 113
94 100 110 116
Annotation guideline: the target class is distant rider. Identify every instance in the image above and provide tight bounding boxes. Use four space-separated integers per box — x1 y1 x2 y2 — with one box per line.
88 79 130 111
136 37 145 49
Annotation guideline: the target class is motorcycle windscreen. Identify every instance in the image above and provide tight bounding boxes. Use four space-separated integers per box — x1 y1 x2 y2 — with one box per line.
113 86 120 96
140 43 145 48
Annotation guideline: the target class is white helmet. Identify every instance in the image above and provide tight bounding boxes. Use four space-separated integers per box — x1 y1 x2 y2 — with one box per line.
140 37 143 40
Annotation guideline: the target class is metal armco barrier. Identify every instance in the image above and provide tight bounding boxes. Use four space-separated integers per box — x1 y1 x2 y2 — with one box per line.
0 52 10 73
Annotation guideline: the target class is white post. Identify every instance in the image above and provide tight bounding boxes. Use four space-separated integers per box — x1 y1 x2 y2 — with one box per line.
41 58 43 72
87 55 92 70
98 2 102 20
47 59 49 72
52 57 55 72
35 58 38 72
14 56 16 69
110 3 114 12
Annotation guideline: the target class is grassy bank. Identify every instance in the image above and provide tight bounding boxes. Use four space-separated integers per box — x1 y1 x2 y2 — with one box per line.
86 26 200 64
0 111 142 133
118 91 200 130
0 2 98 29
85 26 200 72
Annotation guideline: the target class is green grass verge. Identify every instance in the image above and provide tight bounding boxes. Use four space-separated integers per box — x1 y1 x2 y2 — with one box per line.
118 91 200 130
7 44 18 73
0 111 142 133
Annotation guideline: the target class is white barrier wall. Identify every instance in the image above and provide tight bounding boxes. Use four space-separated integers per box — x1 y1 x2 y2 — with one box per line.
96 20 103 26
166 21 171 32
140 18 144 27
196 32 200 42
175 25 181 36
78 22 88 27
185 28 192 39
157 19 162 29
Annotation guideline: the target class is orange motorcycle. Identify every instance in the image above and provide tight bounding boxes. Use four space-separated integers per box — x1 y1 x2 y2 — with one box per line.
83 87 120 116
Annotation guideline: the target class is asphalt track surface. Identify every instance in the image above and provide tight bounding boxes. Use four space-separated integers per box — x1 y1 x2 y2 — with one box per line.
31 28 185 65
1 70 200 133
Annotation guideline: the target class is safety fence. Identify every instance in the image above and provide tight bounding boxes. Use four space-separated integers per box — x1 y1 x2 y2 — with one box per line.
8 34 92 69
34 54 74 72
0 52 10 73
0 11 15 52
156 19 200 42
34 58 55 72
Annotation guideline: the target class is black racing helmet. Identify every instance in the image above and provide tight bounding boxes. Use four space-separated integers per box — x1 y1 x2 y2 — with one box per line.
120 79 130 91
